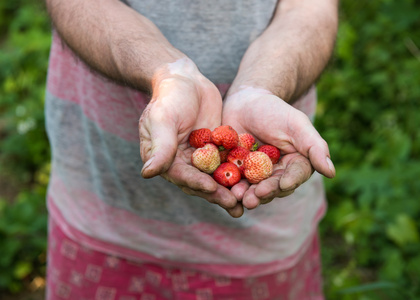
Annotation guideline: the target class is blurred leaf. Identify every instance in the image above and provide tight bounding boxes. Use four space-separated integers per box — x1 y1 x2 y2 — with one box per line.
380 248 405 281
318 0 420 298
13 261 33 279
386 214 420 247
339 281 398 294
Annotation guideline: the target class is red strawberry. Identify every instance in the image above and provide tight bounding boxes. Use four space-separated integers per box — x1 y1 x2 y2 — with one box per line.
227 146 250 176
258 145 281 164
213 162 241 188
191 143 221 174
238 133 257 151
243 151 273 184
219 148 230 163
211 125 239 150
188 128 212 148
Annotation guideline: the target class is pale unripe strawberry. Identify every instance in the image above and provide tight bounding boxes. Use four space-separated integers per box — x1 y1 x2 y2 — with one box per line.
191 143 221 174
243 151 273 184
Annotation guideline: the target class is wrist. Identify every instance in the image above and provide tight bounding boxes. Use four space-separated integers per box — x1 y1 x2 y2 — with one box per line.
225 84 275 100
151 57 207 94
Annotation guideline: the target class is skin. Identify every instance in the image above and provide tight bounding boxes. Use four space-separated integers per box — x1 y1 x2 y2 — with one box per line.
138 60 239 215
46 0 338 218
223 0 339 213
184 1 339 215
46 0 239 216
223 87 335 211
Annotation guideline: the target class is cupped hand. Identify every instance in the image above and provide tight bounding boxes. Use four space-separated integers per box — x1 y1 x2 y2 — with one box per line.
222 86 336 210
138 58 242 217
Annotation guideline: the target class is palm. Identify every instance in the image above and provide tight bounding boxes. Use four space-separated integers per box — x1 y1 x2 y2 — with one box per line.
222 88 335 209
139 76 241 217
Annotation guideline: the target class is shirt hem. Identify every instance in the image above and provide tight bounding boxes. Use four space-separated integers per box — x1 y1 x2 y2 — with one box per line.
47 196 326 278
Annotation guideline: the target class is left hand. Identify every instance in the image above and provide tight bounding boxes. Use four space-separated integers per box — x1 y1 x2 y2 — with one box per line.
139 59 241 217
222 86 336 210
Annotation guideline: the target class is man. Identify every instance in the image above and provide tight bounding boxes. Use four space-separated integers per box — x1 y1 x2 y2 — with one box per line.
44 0 337 298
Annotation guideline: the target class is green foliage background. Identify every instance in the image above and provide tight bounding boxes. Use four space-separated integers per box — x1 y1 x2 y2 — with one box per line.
317 1 420 299
0 0 419 299
0 0 50 295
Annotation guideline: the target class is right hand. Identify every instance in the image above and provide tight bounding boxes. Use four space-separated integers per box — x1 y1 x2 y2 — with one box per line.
222 86 335 210
139 58 243 218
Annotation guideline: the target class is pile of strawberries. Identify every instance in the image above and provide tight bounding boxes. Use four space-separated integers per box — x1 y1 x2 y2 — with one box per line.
189 125 281 187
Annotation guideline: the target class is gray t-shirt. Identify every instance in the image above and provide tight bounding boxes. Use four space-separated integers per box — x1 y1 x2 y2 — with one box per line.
124 0 277 83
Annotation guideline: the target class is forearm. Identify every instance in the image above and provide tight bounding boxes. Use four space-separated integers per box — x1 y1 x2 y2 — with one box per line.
46 0 186 92
229 0 338 102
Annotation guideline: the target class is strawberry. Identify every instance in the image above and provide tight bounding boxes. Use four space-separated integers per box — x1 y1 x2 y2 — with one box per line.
258 145 281 164
188 128 212 148
243 151 273 184
211 125 239 150
227 146 250 177
238 133 257 151
219 148 230 163
213 162 241 188
191 143 221 174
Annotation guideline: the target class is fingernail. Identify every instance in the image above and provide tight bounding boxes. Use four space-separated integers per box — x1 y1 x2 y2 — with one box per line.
141 156 154 175
326 157 335 177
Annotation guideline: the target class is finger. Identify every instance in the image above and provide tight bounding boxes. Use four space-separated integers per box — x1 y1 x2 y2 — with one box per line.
230 179 250 201
139 107 179 178
278 154 313 191
260 190 294 204
226 202 244 218
254 167 286 199
163 160 218 193
181 185 238 209
309 146 336 179
253 167 295 201
291 111 336 178
242 185 260 210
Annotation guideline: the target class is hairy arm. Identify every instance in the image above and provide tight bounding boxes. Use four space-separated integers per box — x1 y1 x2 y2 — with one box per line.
45 0 185 92
228 0 339 101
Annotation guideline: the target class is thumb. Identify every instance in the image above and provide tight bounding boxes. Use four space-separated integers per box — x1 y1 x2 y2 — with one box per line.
307 143 336 179
139 114 178 179
291 112 336 178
